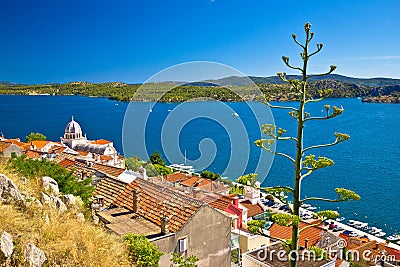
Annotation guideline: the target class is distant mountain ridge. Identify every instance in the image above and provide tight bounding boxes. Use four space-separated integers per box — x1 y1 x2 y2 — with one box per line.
204 74 400 87
1 74 400 87
0 81 25 86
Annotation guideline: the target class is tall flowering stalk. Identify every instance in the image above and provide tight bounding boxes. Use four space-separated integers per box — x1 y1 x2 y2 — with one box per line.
245 23 360 267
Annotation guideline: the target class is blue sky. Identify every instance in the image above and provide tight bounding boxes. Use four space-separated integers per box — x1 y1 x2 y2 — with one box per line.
1 0 399 84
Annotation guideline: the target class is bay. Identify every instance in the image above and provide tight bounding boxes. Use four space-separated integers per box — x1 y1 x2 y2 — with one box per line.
1 95 399 235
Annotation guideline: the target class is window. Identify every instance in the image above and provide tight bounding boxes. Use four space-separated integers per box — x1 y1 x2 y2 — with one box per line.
178 237 188 252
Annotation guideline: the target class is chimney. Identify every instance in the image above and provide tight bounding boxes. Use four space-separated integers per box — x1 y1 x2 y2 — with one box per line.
132 188 141 213
232 196 239 207
304 239 309 249
161 216 169 234
138 167 147 180
192 188 200 199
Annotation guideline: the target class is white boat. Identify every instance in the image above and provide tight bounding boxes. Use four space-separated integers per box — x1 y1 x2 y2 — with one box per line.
387 234 400 241
336 217 345 222
307 206 317 211
301 204 311 208
232 112 239 117
369 227 382 234
348 220 357 226
356 222 368 229
375 232 386 237
353 221 364 228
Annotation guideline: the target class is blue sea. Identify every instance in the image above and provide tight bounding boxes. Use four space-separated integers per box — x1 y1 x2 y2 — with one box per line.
1 95 399 235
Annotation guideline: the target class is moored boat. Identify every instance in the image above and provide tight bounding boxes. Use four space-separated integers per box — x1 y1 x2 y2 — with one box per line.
387 234 400 241
336 217 345 222
348 220 358 226
375 231 386 237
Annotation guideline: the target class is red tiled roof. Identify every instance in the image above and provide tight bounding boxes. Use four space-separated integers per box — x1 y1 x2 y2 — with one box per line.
93 177 128 207
58 158 75 168
180 176 211 187
240 200 264 217
53 152 77 163
113 178 203 233
3 139 25 149
92 163 125 178
100 155 113 161
165 172 189 183
76 150 89 156
25 150 41 159
91 139 111 145
335 259 343 267
269 221 327 247
338 233 369 250
50 146 66 154
0 141 11 152
30 140 50 149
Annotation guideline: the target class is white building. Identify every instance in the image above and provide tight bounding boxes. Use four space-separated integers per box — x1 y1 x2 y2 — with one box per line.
60 116 124 168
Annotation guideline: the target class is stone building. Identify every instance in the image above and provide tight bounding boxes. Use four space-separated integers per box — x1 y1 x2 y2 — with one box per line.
96 177 232 266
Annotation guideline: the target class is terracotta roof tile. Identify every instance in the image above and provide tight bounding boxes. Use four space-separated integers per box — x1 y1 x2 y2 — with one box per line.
53 152 77 163
30 140 50 149
76 150 89 156
240 200 264 217
92 163 125 178
93 177 128 207
0 141 11 152
269 221 327 247
91 139 111 145
3 139 25 149
180 176 212 187
165 173 190 183
113 178 203 233
58 158 75 168
100 155 113 161
25 150 41 159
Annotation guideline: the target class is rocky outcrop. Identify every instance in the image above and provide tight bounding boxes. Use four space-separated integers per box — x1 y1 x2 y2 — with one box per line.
76 213 85 222
40 192 67 213
40 176 59 196
92 214 99 225
60 194 76 208
0 174 23 204
24 243 46 267
0 231 13 260
23 195 43 210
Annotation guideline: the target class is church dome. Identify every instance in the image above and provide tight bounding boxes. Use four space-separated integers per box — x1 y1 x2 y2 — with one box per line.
65 116 82 134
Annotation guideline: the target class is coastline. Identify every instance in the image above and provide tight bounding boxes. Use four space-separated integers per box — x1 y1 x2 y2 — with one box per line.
2 93 399 104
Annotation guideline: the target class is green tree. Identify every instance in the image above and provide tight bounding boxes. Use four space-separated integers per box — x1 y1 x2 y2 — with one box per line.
123 234 163 267
145 164 158 177
153 164 172 176
170 253 198 267
126 155 143 171
24 132 46 142
199 170 220 181
308 246 327 260
236 173 258 187
9 155 94 205
242 23 360 267
150 151 165 166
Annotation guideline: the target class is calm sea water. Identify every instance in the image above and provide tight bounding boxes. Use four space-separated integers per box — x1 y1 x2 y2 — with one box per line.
1 95 399 234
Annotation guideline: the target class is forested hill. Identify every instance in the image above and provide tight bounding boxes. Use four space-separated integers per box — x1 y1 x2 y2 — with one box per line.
206 74 400 87
0 76 399 102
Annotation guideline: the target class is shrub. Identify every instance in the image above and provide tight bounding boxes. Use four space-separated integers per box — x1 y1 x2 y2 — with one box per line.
123 234 163 267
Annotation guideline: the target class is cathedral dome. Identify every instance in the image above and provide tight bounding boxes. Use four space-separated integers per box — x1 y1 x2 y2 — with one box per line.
65 116 82 134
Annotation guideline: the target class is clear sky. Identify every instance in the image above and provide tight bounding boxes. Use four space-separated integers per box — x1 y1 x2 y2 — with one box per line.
1 0 399 84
